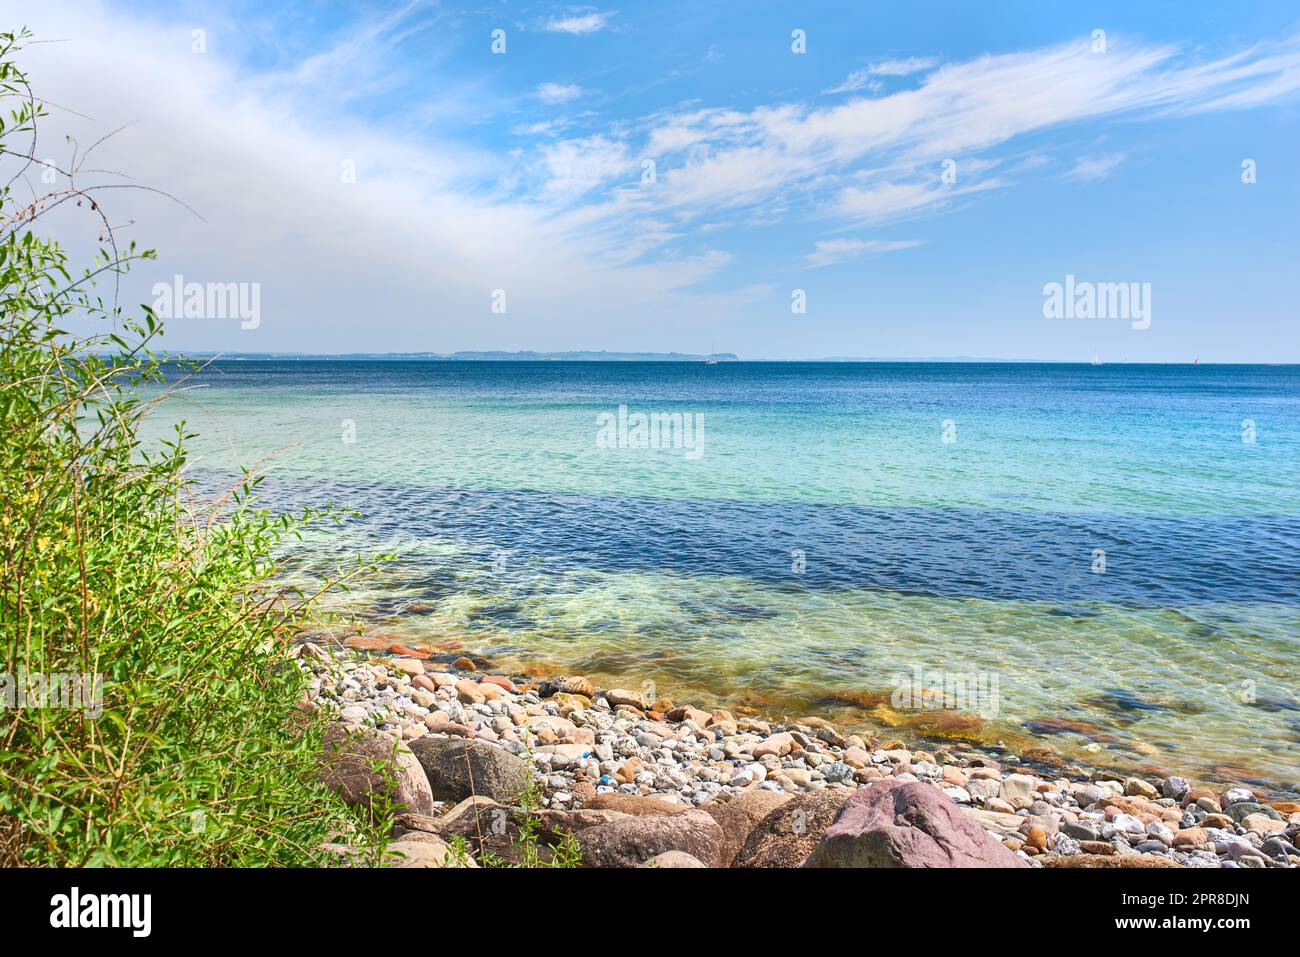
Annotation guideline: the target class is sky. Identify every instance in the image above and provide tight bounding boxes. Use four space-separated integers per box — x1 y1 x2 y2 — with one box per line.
6 0 1300 360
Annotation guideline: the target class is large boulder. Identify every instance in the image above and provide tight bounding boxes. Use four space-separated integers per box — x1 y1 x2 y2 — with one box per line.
732 789 850 868
409 736 531 803
319 722 434 816
805 779 1028 868
703 789 793 866
576 808 724 867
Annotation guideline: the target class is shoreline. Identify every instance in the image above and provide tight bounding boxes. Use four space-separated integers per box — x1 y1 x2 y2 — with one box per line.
298 630 1300 868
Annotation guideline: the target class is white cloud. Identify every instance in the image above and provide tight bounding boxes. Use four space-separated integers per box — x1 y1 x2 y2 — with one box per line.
804 238 923 268
8 3 1300 353
823 70 883 95
868 56 941 77
825 56 940 93
543 11 615 35
1064 152 1127 182
535 82 583 103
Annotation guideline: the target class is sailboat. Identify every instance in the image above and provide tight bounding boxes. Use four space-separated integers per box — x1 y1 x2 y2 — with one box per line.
704 339 718 364
1091 353 1102 366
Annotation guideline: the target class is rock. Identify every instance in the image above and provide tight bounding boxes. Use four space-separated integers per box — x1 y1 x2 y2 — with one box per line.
343 635 392 652
1227 801 1280 824
1240 814 1287 835
1046 854 1183 868
1078 840 1116 855
319 723 434 817
390 658 424 677
1024 825 1048 850
553 692 591 715
452 656 478 671
732 790 849 868
753 732 795 759
576 809 724 867
963 808 1026 836
1220 787 1255 808
805 780 1029 868
409 736 531 804
702 789 792 867
639 850 706 868
666 705 712 726
423 718 477 737
479 674 518 694
605 688 648 710
1063 820 1101 842
454 679 485 704
998 773 1037 806
384 838 461 868
1161 776 1190 801
1125 778 1159 799
585 794 688 816
560 676 596 698
1172 827 1208 848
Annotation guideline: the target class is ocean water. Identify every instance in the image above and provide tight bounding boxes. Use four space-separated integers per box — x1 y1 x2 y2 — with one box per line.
141 361 1300 792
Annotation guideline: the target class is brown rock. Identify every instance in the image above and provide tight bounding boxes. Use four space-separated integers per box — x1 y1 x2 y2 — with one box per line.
576 809 724 867
343 635 392 652
452 656 478 672
560 676 596 698
638 850 706 868
388 643 431 659
1078 840 1116 855
422 718 476 737
585 794 688 816
455 679 486 705
732 790 849 868
605 688 649 710
702 789 793 867
1170 826 1208 848
319 723 434 817
1024 825 1048 850
480 674 518 694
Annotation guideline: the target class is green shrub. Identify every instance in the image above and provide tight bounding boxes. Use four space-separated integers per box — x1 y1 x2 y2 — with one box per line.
0 28 373 867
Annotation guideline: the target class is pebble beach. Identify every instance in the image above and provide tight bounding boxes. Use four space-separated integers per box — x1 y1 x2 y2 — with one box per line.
297 631 1300 868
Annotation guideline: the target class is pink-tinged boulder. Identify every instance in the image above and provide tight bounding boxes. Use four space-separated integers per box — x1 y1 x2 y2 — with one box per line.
319 723 435 816
804 779 1029 868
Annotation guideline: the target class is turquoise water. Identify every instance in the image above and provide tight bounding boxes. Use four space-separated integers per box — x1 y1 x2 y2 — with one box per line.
141 361 1300 792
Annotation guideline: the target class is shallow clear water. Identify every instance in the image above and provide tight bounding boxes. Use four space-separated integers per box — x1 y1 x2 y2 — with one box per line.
141 361 1300 792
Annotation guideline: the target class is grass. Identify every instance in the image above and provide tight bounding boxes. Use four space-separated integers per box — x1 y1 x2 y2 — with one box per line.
0 28 382 867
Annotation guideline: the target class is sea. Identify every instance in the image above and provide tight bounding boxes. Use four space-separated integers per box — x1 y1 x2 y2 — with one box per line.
141 360 1300 793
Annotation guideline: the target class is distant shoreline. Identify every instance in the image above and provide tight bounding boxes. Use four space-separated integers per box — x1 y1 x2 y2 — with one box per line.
151 352 1298 366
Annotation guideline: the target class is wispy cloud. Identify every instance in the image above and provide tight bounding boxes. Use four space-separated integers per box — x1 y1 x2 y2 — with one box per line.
804 238 923 268
543 10 616 35
535 82 584 103
823 70 883 95
1064 152 1127 182
825 55 940 93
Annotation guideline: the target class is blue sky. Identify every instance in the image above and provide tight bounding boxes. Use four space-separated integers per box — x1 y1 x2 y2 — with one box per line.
11 1 1300 359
